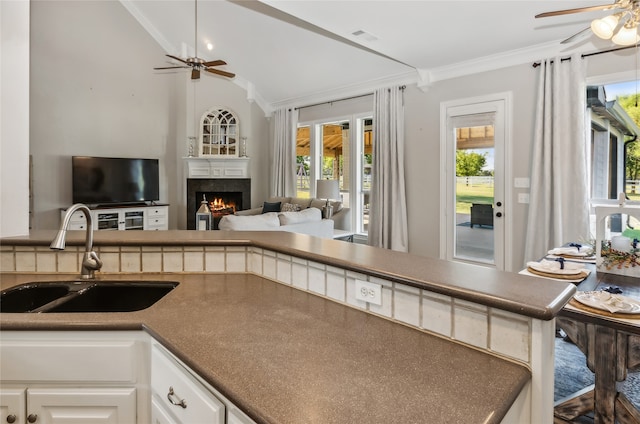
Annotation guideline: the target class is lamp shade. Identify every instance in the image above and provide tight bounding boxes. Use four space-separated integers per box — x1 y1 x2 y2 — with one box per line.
591 14 619 39
612 23 640 46
316 179 340 200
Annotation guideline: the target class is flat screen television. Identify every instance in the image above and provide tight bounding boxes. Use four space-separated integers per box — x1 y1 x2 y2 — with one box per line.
72 156 160 206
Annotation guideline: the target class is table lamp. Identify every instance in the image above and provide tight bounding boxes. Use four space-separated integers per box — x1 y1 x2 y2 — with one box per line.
316 179 340 219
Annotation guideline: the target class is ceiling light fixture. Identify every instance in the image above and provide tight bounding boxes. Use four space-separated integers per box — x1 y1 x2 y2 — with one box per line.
591 2 640 46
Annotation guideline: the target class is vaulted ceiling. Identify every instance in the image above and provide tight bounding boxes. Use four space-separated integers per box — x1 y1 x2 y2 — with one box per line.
121 0 619 111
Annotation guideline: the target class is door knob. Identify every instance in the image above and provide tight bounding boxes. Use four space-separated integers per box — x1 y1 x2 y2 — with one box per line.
6 414 16 423
496 212 503 218
496 202 502 207
27 414 37 423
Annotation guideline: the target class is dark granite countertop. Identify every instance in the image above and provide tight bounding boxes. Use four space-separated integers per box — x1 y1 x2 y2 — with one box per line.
2 230 576 320
0 272 530 424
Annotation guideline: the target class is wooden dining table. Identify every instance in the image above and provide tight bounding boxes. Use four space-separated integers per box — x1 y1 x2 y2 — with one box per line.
554 268 640 424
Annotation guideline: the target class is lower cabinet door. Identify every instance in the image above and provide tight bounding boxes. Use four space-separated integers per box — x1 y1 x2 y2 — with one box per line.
151 346 225 424
0 388 26 424
27 387 136 424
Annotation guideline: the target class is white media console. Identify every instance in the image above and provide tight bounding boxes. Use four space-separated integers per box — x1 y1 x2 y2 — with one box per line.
61 204 169 231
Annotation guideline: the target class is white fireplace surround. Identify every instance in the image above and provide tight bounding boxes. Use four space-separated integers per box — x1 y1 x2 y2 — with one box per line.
184 157 250 179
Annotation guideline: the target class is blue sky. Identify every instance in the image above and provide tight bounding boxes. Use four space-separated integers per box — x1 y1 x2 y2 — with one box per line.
606 80 639 100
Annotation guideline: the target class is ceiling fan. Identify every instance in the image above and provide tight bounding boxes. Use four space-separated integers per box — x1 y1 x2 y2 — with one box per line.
536 0 640 46
153 0 235 80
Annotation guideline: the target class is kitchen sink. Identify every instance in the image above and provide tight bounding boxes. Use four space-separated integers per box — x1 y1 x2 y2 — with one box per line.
0 281 178 313
0 283 71 313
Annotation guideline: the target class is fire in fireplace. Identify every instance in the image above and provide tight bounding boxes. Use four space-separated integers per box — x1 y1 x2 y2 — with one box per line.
209 197 237 217
187 178 251 230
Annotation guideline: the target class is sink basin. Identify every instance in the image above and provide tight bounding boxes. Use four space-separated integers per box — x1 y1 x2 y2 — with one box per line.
0 283 71 313
0 281 178 313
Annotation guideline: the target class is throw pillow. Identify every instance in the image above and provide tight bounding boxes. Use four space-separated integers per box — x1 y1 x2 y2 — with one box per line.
281 202 301 212
262 201 281 214
278 207 322 225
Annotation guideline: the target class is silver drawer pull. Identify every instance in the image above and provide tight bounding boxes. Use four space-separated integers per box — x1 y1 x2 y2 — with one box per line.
167 386 187 408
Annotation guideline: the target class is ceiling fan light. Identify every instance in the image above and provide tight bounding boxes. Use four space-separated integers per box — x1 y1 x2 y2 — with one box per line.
612 23 640 46
591 14 619 39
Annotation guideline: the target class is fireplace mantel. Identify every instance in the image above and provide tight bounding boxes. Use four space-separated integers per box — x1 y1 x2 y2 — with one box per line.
184 157 250 179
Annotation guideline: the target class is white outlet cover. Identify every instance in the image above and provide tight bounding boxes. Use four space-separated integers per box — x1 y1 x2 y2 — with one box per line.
514 177 530 188
518 193 530 204
355 280 382 306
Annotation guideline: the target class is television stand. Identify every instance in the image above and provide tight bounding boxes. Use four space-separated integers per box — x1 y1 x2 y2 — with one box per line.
61 204 169 231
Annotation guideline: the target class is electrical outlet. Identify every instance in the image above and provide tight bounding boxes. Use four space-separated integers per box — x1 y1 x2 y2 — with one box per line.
355 280 382 306
518 193 530 204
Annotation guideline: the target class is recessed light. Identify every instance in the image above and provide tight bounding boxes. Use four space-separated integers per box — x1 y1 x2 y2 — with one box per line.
207 42 214 51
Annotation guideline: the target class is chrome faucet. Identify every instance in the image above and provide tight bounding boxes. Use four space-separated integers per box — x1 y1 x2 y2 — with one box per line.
50 203 103 279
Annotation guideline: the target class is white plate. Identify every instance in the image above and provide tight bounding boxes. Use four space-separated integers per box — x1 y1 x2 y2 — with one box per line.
574 291 640 314
527 259 585 275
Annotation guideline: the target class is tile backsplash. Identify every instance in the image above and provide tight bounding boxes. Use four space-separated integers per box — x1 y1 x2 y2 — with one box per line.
0 243 533 367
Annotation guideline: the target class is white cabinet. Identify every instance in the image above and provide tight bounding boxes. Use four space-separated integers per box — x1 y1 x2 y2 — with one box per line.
151 343 225 424
1 387 136 424
0 331 149 424
150 342 257 424
62 204 169 231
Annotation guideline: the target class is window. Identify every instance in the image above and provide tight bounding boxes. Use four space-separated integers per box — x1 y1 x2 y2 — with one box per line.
587 80 640 235
296 114 373 234
588 82 639 201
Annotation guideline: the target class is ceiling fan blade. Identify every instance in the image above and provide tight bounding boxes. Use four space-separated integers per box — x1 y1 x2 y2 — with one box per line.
154 66 190 70
191 69 201 80
204 68 236 78
535 3 618 18
561 27 592 44
166 54 189 64
203 60 227 67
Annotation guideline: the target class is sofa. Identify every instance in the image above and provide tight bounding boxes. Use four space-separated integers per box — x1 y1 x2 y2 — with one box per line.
218 196 350 239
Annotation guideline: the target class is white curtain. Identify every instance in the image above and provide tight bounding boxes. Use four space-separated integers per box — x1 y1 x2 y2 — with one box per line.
271 107 298 197
369 86 408 252
524 54 590 262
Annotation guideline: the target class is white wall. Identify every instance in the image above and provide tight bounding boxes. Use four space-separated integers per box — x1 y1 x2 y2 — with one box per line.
1 0 30 237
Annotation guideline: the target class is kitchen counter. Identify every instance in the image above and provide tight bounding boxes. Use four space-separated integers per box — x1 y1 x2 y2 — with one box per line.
2 230 576 320
0 272 530 424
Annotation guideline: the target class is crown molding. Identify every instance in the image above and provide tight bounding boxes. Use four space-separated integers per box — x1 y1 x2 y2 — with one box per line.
268 70 418 112
426 39 599 83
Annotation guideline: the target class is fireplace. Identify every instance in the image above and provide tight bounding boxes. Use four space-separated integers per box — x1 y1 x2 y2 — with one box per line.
187 178 251 230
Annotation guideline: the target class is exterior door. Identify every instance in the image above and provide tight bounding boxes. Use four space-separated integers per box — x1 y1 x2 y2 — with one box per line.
440 94 511 270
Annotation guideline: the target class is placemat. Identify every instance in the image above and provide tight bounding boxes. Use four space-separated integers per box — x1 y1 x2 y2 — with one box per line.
568 298 640 319
527 267 589 281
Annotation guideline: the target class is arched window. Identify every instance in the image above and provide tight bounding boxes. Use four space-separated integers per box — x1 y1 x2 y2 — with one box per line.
199 108 239 157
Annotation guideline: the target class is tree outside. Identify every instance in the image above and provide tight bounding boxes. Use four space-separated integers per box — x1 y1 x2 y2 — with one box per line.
621 94 640 200
456 149 494 214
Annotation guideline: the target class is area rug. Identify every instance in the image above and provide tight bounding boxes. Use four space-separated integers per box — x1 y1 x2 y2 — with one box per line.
554 336 640 409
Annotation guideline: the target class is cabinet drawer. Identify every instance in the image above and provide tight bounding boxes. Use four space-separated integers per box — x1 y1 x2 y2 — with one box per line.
151 345 225 423
0 339 138 383
147 208 167 218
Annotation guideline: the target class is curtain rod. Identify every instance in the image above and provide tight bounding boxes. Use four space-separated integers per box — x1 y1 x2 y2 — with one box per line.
532 44 636 68
293 85 406 111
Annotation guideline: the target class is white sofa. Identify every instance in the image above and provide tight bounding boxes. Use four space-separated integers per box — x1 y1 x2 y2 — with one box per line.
234 196 350 230
218 207 334 238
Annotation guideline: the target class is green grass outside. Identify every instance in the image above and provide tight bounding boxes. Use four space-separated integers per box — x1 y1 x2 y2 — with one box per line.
456 182 493 214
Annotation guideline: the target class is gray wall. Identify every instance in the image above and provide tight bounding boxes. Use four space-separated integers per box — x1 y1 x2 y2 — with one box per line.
404 63 538 270
29 0 269 230
26 1 638 272
403 51 637 270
